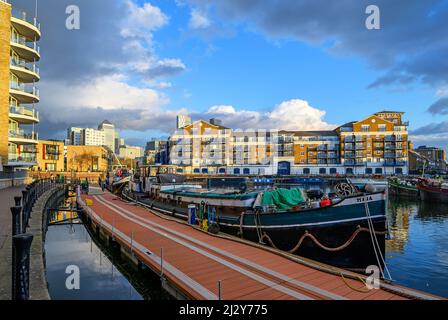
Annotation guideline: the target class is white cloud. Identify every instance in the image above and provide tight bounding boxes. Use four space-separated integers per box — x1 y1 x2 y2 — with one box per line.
189 9 211 29
203 99 335 131
42 75 168 112
121 1 169 39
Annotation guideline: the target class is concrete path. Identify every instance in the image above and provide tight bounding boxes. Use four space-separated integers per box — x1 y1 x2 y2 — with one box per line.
0 186 25 300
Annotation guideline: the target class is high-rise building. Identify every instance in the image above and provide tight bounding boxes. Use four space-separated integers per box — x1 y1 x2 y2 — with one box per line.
81 128 105 146
98 120 116 153
176 114 192 129
1 0 41 170
67 127 83 145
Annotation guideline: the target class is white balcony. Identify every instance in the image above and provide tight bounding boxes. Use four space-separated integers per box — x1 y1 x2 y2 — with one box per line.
9 82 39 103
10 7 41 41
10 34 40 61
10 57 40 82
8 129 38 145
9 105 39 124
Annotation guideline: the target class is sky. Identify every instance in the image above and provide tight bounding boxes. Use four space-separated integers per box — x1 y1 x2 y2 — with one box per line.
10 0 448 148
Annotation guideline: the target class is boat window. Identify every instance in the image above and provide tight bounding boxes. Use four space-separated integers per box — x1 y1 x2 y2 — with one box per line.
193 168 200 173
329 168 337 174
319 168 326 175
303 168 310 174
395 168 403 174
219 168 226 174
346 168 353 175
365 168 373 174
202 168 209 174
243 168 250 175
234 168 241 175
375 168 383 174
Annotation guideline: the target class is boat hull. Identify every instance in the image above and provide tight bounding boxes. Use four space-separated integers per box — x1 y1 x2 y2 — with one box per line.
388 181 419 198
218 193 387 270
418 184 448 203
220 216 386 270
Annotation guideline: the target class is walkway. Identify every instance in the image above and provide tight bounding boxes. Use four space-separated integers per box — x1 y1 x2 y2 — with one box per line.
0 186 25 300
79 189 442 300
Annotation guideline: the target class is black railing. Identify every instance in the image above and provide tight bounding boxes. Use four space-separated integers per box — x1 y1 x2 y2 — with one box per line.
10 179 59 300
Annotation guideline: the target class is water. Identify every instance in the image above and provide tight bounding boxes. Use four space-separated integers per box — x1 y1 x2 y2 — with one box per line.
45 223 168 300
386 199 448 297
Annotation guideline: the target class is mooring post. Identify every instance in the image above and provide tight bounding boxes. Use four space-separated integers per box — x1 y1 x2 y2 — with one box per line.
11 233 33 300
21 190 28 224
11 206 22 236
218 280 222 300
14 196 22 207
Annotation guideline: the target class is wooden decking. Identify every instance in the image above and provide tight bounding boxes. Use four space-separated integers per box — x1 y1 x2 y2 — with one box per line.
78 189 442 300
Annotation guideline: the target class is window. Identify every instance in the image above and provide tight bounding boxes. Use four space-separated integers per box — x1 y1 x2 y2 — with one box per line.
243 168 250 175
193 168 200 173
395 168 403 174
44 144 59 160
346 168 354 175
375 168 383 174
365 168 373 174
378 125 386 132
234 168 241 175
201 168 208 174
330 168 337 174
219 168 226 174
303 168 310 174
45 163 56 171
319 168 326 175
361 125 370 132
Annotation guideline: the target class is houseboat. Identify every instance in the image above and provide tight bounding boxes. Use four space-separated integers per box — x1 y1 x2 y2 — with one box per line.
129 175 388 269
417 178 448 203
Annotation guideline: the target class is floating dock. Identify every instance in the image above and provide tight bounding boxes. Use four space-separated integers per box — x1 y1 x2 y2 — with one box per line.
77 188 442 300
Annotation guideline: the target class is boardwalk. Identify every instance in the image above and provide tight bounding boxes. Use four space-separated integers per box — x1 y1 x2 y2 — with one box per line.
0 186 24 300
79 188 441 300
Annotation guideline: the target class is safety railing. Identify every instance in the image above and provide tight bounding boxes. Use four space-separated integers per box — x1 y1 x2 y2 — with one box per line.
9 105 39 120
10 179 59 300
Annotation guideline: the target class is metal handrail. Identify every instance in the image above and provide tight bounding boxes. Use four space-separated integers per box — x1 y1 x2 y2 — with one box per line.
10 34 40 54
11 7 41 31
10 81 40 97
10 57 40 76
9 105 39 120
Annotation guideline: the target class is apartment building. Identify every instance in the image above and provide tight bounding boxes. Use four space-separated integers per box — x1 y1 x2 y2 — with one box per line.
168 111 409 175
0 0 41 171
98 120 117 153
118 145 144 160
67 127 82 145
32 139 64 172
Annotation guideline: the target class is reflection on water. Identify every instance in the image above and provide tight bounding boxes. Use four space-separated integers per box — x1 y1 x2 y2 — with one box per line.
45 223 168 300
386 199 448 297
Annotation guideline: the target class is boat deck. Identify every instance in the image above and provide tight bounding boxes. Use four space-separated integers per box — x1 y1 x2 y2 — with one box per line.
78 188 442 300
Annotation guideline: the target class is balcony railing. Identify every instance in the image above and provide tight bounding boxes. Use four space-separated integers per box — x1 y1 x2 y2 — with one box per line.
9 129 38 141
9 105 39 120
8 153 36 164
10 57 40 76
10 34 40 54
10 82 40 97
11 7 41 31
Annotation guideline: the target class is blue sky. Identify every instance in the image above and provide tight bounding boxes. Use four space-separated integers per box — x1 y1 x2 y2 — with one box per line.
11 0 448 148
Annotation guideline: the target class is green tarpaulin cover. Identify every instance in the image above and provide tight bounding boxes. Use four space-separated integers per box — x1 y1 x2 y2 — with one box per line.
260 188 304 210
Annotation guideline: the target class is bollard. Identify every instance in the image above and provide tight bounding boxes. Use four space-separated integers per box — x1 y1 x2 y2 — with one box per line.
11 206 22 236
11 233 33 300
14 196 22 207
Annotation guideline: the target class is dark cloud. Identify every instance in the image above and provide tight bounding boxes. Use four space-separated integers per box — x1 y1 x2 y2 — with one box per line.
428 97 448 115
11 0 128 82
411 121 448 135
189 0 448 90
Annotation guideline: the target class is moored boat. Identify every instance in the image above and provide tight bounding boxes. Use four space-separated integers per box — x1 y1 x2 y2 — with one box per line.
417 178 448 203
130 176 388 270
388 177 420 198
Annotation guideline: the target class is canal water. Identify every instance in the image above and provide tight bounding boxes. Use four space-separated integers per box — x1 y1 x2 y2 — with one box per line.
44 186 448 299
386 199 448 297
45 222 170 300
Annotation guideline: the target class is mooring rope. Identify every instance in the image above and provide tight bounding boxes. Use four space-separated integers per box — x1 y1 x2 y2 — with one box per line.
261 226 388 254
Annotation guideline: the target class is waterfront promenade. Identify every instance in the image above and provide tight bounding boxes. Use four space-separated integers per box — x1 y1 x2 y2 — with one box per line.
0 186 24 300
79 188 441 300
